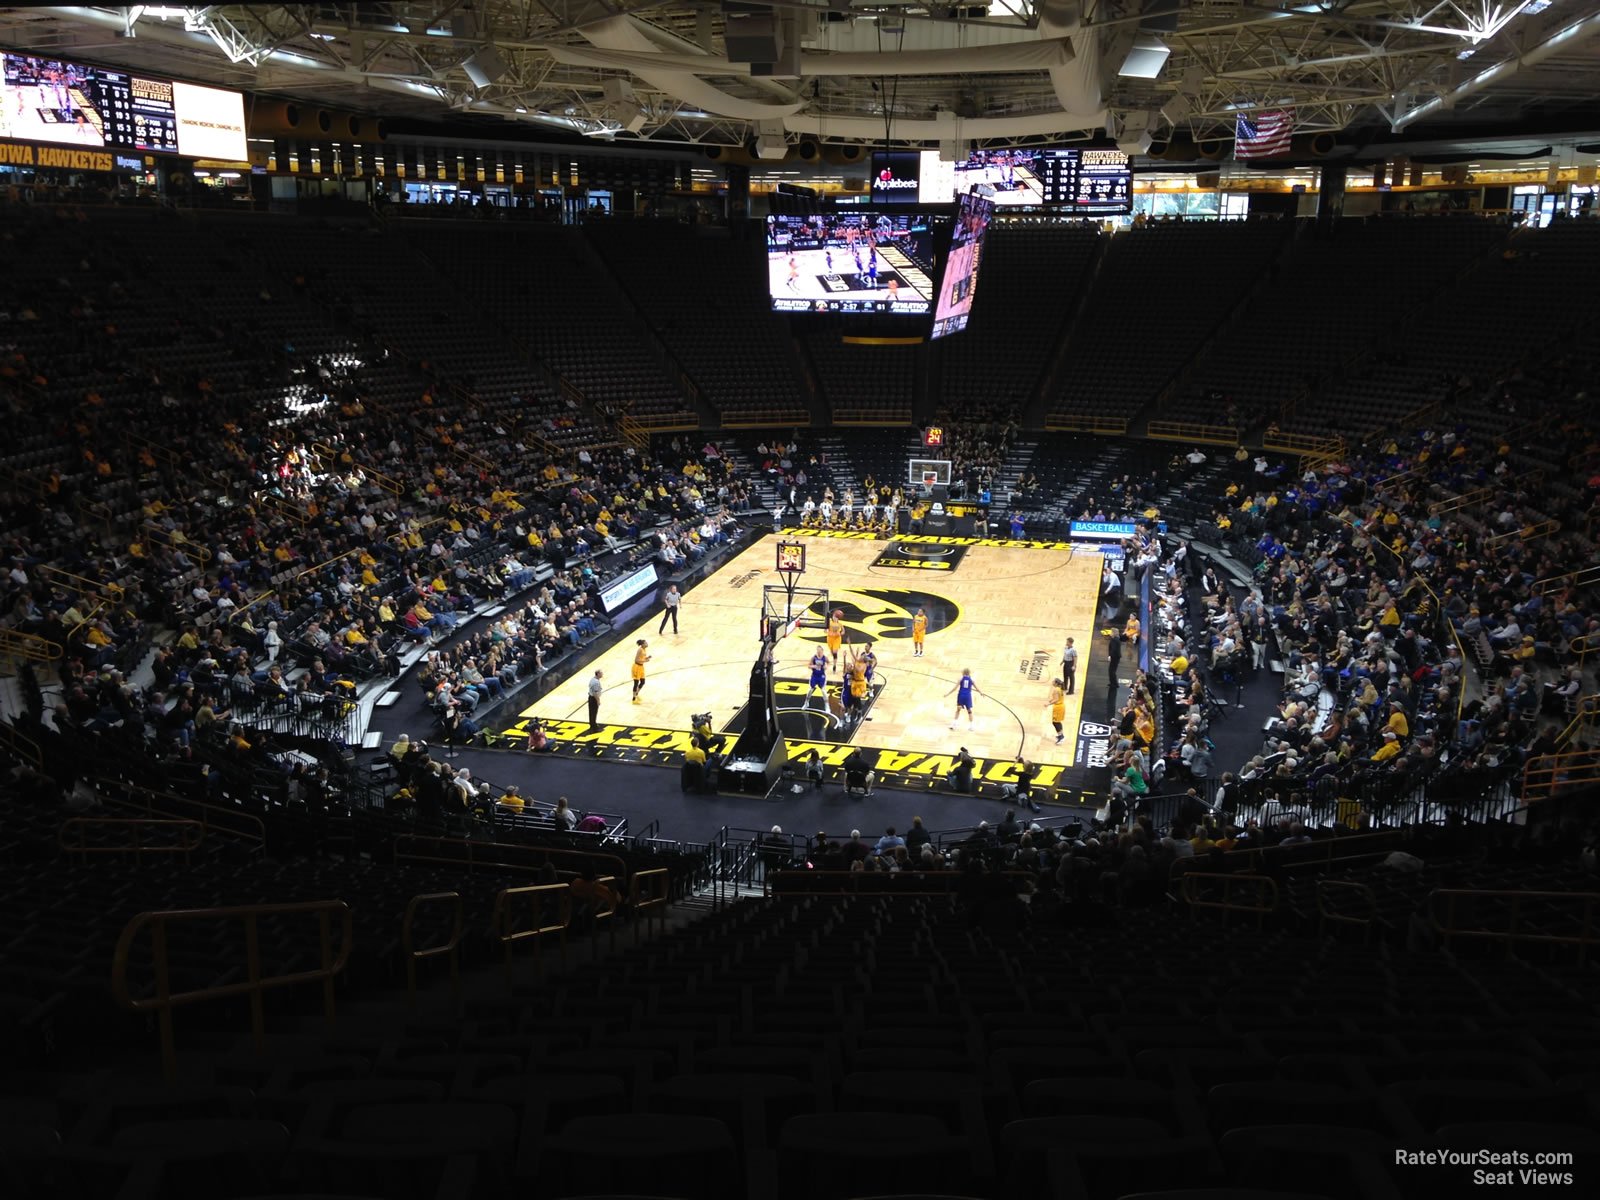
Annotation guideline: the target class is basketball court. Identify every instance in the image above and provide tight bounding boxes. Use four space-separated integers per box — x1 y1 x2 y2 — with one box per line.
499 526 1111 798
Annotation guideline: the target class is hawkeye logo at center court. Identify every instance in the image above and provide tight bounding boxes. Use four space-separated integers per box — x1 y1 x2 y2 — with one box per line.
872 542 968 572
794 588 960 644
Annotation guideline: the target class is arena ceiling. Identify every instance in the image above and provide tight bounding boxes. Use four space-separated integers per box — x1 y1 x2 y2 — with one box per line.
4 2 1600 154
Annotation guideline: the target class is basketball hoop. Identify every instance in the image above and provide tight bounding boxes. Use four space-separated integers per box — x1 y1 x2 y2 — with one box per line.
775 540 806 588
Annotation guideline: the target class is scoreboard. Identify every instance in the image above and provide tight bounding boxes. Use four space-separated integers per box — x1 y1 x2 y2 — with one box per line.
1034 148 1133 214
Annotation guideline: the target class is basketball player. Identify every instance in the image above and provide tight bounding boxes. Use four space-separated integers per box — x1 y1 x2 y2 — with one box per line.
886 277 899 303
840 650 858 720
630 638 651 702
825 609 845 671
824 246 834 273
806 648 829 706
911 607 927 657
848 659 869 722
787 256 800 291
860 646 877 685
946 668 981 730
1046 679 1066 745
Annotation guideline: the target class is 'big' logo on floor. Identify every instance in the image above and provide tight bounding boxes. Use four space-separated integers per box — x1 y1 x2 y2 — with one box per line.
796 588 961 644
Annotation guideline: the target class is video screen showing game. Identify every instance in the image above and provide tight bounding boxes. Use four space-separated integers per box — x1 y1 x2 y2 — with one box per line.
930 191 994 340
920 146 1133 214
767 211 946 315
1 53 109 147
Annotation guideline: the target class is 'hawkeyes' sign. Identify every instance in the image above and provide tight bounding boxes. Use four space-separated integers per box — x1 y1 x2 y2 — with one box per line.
794 588 961 645
872 542 969 572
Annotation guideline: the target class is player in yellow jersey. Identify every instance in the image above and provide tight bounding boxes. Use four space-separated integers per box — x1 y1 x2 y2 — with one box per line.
826 610 844 670
1046 679 1067 745
630 638 651 702
911 607 927 657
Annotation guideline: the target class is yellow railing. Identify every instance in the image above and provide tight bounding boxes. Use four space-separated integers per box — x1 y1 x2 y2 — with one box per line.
616 410 651 445
1570 631 1600 668
259 492 313 528
1315 879 1379 937
228 590 278 627
295 546 365 582
833 410 915 428
38 564 124 601
1429 889 1600 964
142 524 211 563
60 817 204 863
112 899 353 1082
97 778 267 853
1261 430 1343 457
1374 465 1425 492
0 721 44 769
722 414 813 430
0 628 63 667
1521 749 1600 804
402 891 463 1009
1045 414 1131 436
491 882 575 983
1428 486 1494 516
386 514 449 552
1178 872 1279 927
1557 695 1600 749
1486 518 1559 548
626 867 671 942
1535 562 1600 597
1146 420 1240 446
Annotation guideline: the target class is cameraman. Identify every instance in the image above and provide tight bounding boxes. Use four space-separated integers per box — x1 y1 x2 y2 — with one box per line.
946 746 976 793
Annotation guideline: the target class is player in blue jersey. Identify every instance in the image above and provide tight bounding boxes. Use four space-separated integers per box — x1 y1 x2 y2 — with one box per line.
806 648 829 706
946 668 982 730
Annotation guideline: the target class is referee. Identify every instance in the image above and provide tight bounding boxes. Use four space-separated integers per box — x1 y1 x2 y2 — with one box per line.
1061 637 1078 695
658 584 682 635
586 669 604 731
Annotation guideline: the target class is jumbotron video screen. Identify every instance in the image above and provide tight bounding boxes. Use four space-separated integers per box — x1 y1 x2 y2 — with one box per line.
767 212 947 315
0 49 247 160
919 146 1133 214
930 191 995 340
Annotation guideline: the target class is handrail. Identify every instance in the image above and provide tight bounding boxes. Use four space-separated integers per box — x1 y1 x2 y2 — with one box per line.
1178 871 1278 926
0 721 44 769
1044 414 1130 436
1556 694 1600 749
1261 430 1343 456
1521 749 1600 804
401 891 463 1009
59 817 204 862
95 777 267 852
393 832 630 882
259 492 313 528
1429 888 1600 964
490 881 572 983
627 867 671 941
0 627 64 665
228 590 278 626
112 899 353 1082
1535 561 1600 597
1569 631 1600 668
1146 420 1240 447
1485 517 1559 548
141 523 212 563
1315 879 1378 936
295 546 364 582
766 869 1036 896
37 564 124 601
1427 486 1494 516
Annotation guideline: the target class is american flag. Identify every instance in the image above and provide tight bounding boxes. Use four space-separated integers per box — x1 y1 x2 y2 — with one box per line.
1235 109 1294 159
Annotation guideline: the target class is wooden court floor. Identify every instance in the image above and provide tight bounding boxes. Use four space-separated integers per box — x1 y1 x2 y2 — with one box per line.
519 536 1104 770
